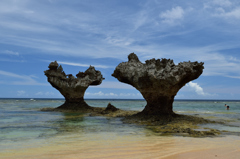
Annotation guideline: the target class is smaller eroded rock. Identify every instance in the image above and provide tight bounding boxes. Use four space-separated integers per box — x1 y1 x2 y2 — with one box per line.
44 61 104 110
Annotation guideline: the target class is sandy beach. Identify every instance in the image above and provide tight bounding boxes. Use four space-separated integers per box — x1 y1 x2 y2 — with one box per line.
1 132 240 159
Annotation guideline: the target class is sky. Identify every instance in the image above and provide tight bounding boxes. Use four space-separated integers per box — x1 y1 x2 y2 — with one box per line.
0 0 240 100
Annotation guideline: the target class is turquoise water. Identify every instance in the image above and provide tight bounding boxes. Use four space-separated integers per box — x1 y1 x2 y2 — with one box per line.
0 98 240 152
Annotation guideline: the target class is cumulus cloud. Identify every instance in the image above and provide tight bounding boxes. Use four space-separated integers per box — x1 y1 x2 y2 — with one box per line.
85 91 142 98
186 82 207 96
119 93 136 97
35 91 55 96
85 91 118 97
159 6 184 25
204 0 240 19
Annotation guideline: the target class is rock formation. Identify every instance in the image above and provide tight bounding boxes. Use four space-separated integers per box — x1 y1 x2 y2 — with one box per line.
112 53 204 116
104 103 119 112
44 61 104 110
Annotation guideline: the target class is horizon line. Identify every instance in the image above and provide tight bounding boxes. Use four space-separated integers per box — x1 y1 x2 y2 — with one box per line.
0 97 240 101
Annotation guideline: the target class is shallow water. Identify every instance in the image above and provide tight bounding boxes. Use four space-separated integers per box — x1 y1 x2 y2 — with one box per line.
0 99 240 158
173 100 240 132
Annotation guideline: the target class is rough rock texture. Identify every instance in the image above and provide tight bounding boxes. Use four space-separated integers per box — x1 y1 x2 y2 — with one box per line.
124 114 220 137
112 53 204 115
44 61 104 110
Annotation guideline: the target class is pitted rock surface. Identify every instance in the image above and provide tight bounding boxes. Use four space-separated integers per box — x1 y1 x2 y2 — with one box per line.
44 61 104 110
112 53 204 115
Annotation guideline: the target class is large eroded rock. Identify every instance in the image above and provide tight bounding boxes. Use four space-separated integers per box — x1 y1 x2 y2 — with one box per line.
44 61 104 110
112 53 204 115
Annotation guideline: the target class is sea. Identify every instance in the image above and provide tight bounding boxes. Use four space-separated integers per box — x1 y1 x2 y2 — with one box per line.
0 98 240 158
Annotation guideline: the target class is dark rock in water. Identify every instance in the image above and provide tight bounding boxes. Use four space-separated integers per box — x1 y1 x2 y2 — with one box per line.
105 103 119 112
99 103 119 115
44 61 104 110
112 53 204 115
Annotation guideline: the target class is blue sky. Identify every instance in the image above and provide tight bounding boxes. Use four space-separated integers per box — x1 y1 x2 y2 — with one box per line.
0 0 240 99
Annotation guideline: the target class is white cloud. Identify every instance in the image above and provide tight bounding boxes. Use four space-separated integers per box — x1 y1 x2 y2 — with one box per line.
159 6 185 25
204 0 232 9
0 70 48 86
204 0 240 19
0 70 33 80
212 0 232 7
229 56 240 62
97 81 135 89
119 93 136 96
105 36 134 47
119 93 142 97
85 91 118 97
85 91 142 98
17 90 27 96
0 20 56 33
85 91 103 96
35 91 55 96
186 82 208 96
222 7 240 19
57 61 112 69
211 7 240 19
215 7 225 13
1 50 19 56
134 43 240 79
94 91 105 96
35 92 43 95
133 9 148 31
106 92 118 96
45 92 55 96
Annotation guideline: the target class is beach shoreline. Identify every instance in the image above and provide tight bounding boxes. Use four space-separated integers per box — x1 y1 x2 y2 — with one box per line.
1 134 239 159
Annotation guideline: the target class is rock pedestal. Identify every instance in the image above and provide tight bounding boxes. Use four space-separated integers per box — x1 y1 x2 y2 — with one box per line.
112 53 204 115
44 61 104 110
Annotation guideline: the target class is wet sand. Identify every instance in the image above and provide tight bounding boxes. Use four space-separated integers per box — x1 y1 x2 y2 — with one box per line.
1 132 240 159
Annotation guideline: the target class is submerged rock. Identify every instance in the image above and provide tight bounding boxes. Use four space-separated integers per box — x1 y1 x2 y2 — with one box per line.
44 61 104 110
112 53 204 115
123 114 220 137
